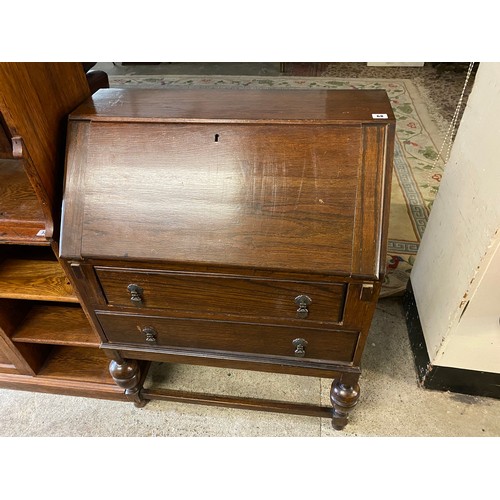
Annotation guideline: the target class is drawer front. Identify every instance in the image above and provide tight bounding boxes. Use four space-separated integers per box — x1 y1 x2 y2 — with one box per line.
95 268 347 324
97 312 359 363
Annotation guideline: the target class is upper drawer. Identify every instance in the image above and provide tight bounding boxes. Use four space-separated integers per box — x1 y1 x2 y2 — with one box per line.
95 267 347 324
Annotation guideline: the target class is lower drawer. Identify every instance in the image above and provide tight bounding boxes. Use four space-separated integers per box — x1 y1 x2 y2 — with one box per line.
96 312 359 363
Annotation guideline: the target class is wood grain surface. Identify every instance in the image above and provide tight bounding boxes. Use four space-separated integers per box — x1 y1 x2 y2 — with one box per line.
65 122 365 274
37 345 115 384
0 63 90 237
0 159 47 243
58 88 395 422
71 88 395 123
95 267 347 324
12 304 100 346
0 258 78 302
97 311 359 363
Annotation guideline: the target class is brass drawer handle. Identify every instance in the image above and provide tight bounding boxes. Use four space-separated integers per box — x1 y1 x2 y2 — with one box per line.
292 338 308 357
127 284 144 304
142 326 157 343
294 295 312 319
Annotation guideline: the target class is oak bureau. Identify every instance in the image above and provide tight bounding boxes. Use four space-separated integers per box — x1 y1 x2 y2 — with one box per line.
59 88 395 429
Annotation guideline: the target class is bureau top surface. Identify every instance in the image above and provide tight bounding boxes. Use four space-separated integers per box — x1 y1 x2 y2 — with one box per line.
69 88 395 124
61 88 394 279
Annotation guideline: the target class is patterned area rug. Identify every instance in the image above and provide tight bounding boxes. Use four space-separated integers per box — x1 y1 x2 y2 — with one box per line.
108 75 445 297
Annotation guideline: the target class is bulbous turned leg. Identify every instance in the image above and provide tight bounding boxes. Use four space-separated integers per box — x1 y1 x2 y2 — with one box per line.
330 378 360 430
109 358 148 408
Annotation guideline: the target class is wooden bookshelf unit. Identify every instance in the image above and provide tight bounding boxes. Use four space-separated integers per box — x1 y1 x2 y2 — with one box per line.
0 63 128 400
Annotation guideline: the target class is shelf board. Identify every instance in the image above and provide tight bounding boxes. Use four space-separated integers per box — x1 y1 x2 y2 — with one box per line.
12 304 100 347
0 159 48 244
0 349 150 400
0 345 126 399
0 258 78 302
0 371 127 399
37 345 115 385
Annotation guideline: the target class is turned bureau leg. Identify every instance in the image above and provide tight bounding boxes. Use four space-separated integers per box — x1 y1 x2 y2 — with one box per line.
330 376 360 430
109 358 148 408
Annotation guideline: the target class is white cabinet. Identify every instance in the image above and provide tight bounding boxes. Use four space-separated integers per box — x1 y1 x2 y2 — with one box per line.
408 63 500 396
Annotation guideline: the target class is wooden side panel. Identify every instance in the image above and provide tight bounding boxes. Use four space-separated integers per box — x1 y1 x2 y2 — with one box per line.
0 298 47 375
378 122 396 278
351 124 388 278
0 334 20 374
343 282 381 366
0 344 13 365
59 121 90 259
0 63 90 237
0 159 47 244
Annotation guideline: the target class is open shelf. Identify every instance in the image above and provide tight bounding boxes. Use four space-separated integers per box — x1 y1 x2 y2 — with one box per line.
37 345 115 385
0 257 78 302
0 345 126 399
12 303 100 347
0 159 48 245
0 63 125 401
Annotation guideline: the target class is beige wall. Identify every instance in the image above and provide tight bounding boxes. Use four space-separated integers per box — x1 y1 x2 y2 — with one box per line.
411 62 500 373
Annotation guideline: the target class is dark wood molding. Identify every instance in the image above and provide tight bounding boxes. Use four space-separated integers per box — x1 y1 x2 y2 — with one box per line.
403 279 500 399
141 387 333 418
